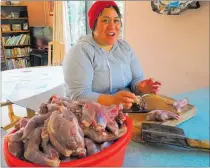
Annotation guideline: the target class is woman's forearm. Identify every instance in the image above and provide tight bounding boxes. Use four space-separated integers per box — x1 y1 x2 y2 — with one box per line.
97 94 115 106
135 82 144 94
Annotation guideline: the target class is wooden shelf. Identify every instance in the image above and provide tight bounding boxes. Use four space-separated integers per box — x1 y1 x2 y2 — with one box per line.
1 5 27 7
2 30 30 34
1 4 30 69
6 55 30 59
4 44 31 47
1 17 28 20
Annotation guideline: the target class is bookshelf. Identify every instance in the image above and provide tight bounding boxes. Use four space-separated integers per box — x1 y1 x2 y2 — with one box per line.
2 30 30 33
1 17 28 20
1 5 31 69
1 41 7 71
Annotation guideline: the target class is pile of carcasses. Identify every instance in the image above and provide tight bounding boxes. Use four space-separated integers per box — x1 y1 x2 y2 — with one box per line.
6 95 128 167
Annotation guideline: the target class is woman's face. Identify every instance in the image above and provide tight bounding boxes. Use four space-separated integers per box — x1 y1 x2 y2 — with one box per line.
93 7 121 46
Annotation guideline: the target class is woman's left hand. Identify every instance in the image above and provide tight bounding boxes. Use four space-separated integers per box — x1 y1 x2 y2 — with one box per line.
136 78 161 94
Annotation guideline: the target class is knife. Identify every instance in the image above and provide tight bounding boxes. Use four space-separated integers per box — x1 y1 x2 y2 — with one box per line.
123 109 150 113
141 123 210 150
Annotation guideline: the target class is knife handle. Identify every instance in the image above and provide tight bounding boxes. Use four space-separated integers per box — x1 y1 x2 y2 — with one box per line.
186 138 210 150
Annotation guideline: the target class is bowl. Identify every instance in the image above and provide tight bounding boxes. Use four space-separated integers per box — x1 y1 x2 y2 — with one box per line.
4 117 132 167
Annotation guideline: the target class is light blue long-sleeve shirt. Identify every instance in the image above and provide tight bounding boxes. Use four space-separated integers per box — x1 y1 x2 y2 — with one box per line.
62 35 144 102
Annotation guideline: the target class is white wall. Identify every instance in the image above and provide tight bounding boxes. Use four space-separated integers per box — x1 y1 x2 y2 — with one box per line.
124 1 209 95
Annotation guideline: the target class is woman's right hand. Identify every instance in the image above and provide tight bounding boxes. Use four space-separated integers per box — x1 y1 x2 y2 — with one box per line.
136 78 161 94
112 91 136 109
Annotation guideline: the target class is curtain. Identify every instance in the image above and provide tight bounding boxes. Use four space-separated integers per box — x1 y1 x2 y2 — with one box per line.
53 1 71 56
66 1 87 46
53 1 63 42
62 2 71 55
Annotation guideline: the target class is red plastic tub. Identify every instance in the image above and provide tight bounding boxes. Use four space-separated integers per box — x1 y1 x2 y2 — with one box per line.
4 117 132 167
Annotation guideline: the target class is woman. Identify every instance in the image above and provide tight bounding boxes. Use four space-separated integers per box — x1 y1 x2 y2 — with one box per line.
63 1 161 109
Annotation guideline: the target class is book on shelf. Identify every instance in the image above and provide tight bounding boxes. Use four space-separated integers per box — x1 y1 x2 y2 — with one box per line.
2 34 30 46
6 58 30 70
1 42 7 71
5 47 30 58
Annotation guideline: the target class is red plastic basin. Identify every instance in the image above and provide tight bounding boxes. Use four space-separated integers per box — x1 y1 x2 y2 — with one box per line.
4 117 132 167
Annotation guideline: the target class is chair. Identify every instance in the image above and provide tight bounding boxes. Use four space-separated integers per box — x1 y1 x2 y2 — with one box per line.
48 40 65 66
1 100 36 130
1 101 20 130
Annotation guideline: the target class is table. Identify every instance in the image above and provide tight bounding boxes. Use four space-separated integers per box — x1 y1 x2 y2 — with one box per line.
1 88 209 167
123 87 210 167
1 66 64 113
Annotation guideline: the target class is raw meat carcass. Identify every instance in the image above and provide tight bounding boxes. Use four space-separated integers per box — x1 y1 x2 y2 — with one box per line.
100 141 114 150
81 102 98 127
82 124 127 143
81 102 126 136
103 105 122 136
46 108 86 158
41 127 59 160
146 110 179 121
8 141 24 158
48 95 72 106
39 103 61 114
82 101 110 134
85 138 100 156
7 128 25 158
7 127 24 142
24 127 60 167
173 98 189 112
15 117 29 130
22 112 52 142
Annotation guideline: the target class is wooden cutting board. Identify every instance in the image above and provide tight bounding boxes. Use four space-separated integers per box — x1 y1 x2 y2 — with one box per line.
128 94 196 142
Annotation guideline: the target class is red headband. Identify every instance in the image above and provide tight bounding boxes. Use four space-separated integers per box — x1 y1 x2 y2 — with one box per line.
88 1 118 30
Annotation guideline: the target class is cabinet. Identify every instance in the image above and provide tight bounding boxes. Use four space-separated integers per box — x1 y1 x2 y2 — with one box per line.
30 51 48 66
1 5 31 69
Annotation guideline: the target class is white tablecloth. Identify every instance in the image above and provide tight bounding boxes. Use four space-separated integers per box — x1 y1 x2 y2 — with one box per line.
1 66 65 111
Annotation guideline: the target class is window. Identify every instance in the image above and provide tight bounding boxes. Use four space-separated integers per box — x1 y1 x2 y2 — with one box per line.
67 1 124 46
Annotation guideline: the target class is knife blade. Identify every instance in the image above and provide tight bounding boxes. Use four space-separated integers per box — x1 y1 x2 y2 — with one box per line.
123 109 150 113
141 123 210 150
